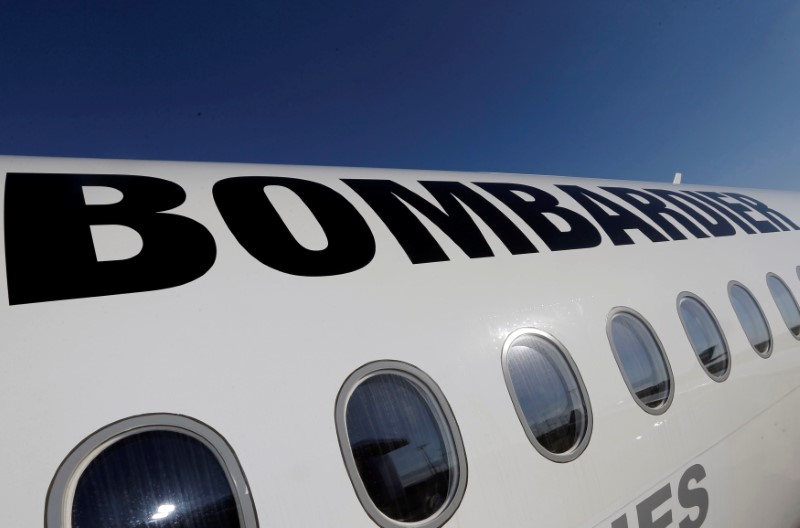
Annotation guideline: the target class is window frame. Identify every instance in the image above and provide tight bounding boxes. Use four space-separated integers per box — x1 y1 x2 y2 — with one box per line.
334 360 468 528
766 272 800 340
606 307 675 415
46 413 259 528
728 280 773 358
676 292 732 382
500 328 593 463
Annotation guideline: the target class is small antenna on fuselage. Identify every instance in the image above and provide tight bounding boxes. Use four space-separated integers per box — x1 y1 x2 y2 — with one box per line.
673 172 682 185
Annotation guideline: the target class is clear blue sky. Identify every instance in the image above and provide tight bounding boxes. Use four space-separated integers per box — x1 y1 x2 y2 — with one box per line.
1 0 798 190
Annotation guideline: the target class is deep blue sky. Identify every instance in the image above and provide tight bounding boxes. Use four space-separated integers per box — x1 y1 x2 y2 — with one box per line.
1 0 798 190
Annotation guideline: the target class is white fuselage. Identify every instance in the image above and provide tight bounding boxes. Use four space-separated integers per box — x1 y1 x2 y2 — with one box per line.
2 156 799 527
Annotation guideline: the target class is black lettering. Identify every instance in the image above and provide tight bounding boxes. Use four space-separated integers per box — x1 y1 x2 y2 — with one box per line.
5 173 216 305
678 464 709 528
344 179 537 264
557 185 669 245
700 191 778 233
213 177 375 276
645 189 736 237
602 187 709 240
636 483 672 528
725 193 800 231
475 182 601 250
685 191 759 234
611 514 629 528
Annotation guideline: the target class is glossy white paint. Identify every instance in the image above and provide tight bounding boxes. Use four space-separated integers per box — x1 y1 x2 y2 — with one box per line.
1 156 799 527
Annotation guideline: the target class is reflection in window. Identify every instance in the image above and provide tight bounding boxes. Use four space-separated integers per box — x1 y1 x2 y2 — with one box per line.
503 331 590 460
343 370 463 525
608 311 672 412
72 431 240 528
729 282 772 356
767 273 800 338
678 295 730 380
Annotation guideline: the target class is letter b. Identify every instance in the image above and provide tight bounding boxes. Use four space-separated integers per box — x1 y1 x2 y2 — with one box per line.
4 173 216 304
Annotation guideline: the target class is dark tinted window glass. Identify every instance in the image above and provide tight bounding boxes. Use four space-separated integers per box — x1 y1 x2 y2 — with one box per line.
345 374 453 523
729 283 772 356
678 296 730 380
72 431 240 528
504 333 589 456
767 274 800 337
609 312 672 411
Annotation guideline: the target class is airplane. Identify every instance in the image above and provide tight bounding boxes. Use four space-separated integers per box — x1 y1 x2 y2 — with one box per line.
1 155 799 528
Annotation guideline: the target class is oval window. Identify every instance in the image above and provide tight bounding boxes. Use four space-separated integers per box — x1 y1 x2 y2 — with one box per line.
766 273 800 339
336 361 467 528
728 282 772 357
677 293 731 381
501 329 592 462
46 415 257 528
607 309 674 414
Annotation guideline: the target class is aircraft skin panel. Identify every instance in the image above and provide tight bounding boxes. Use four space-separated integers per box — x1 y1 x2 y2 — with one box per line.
1 156 799 526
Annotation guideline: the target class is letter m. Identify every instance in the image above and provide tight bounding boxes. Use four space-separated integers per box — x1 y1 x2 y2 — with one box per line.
343 179 537 263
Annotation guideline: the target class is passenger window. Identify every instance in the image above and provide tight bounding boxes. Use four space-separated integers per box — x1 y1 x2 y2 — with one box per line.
73 431 239 527
46 415 257 528
336 362 467 528
607 309 673 414
728 282 772 357
677 293 731 381
501 329 591 462
766 273 800 338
